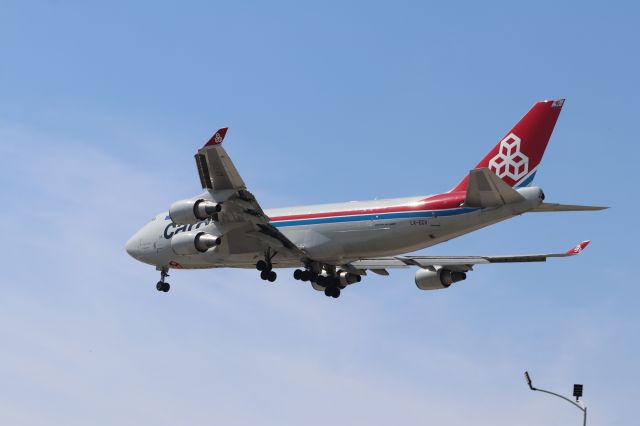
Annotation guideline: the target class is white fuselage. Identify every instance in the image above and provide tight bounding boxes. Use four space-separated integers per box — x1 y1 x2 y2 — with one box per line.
126 187 544 269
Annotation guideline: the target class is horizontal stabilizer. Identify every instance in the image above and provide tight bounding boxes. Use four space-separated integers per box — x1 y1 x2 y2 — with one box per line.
464 168 525 208
530 203 609 212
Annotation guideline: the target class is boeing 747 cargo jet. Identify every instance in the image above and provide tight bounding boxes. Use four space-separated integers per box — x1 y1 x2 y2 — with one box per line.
126 99 606 298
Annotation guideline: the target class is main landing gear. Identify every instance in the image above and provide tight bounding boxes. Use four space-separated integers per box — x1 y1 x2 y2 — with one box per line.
293 266 344 298
324 286 341 298
156 267 170 293
256 259 277 282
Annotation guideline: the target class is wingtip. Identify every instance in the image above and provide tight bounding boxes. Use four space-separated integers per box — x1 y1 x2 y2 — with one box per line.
566 240 590 255
204 127 229 147
541 98 565 108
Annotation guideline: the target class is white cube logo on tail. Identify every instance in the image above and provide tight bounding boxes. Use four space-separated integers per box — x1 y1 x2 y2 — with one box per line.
488 133 529 181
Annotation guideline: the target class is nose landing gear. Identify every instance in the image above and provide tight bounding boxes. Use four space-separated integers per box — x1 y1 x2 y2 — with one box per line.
156 267 170 292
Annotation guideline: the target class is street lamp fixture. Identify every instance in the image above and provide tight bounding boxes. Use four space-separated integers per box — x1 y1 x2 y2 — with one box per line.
523 371 587 426
573 384 584 401
524 371 533 390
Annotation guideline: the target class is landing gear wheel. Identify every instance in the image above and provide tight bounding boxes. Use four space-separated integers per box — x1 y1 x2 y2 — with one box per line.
318 275 335 287
267 271 277 282
256 260 268 271
156 267 170 293
299 271 311 282
156 281 170 292
293 269 303 280
324 286 340 298
260 270 270 280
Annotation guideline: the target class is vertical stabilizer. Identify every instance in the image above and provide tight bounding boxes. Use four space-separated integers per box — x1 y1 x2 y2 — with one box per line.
453 99 564 191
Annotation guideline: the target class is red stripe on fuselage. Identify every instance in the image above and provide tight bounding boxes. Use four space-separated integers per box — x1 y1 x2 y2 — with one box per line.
269 192 466 222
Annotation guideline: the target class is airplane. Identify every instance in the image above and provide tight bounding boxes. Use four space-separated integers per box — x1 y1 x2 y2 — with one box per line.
125 99 606 298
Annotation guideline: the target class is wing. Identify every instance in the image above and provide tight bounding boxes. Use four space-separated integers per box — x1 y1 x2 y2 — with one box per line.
194 128 306 260
349 241 591 273
194 128 245 191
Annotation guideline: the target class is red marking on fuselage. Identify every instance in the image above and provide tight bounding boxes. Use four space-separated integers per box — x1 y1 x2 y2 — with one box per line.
168 260 184 269
269 192 466 222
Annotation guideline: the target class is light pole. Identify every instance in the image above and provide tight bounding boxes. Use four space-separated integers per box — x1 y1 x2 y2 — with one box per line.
524 371 587 426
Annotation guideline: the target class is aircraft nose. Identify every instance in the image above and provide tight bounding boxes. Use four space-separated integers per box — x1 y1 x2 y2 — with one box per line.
125 234 141 259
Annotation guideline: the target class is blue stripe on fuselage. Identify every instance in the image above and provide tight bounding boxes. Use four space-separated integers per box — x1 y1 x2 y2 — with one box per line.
271 172 535 229
271 207 478 228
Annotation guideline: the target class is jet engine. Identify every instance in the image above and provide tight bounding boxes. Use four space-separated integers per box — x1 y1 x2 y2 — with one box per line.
169 199 222 225
415 268 467 290
170 231 221 255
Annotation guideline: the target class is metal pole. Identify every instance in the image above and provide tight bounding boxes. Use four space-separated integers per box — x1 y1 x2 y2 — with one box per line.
583 406 587 426
524 372 587 425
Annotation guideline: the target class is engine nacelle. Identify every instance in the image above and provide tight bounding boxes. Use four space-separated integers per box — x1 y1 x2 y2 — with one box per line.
415 268 467 291
169 199 222 225
338 271 362 286
170 231 221 255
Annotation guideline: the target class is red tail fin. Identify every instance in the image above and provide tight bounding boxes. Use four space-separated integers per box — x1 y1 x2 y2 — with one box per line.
453 99 565 191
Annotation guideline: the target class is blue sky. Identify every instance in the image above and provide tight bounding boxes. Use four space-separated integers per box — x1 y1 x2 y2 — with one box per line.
1 1 638 424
